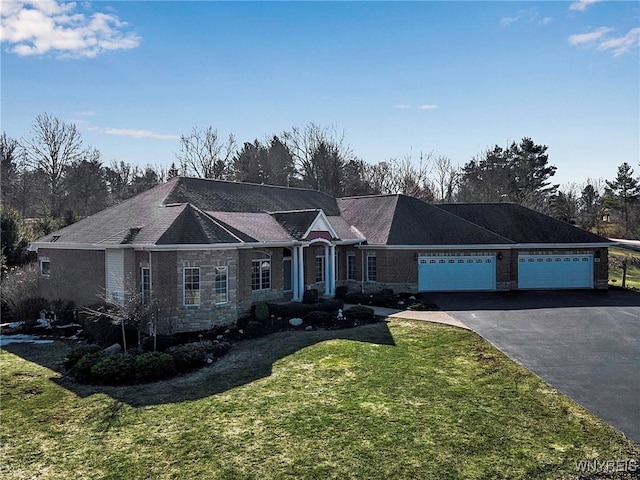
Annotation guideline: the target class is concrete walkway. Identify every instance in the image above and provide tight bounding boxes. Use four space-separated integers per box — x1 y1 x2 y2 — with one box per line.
345 304 470 330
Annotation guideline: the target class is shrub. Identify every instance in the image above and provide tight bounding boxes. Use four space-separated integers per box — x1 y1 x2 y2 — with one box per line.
90 353 135 385
134 352 176 381
141 334 179 353
73 351 107 382
50 299 76 324
13 296 50 326
408 302 437 311
81 310 122 347
344 292 372 305
168 343 208 371
63 344 102 369
371 293 397 308
302 288 318 304
380 288 394 296
254 302 270 322
268 300 344 319
209 341 230 358
303 310 334 326
344 306 375 322
334 285 348 300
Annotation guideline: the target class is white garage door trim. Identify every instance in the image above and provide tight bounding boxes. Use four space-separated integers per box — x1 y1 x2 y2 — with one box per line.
418 255 496 292
518 254 593 289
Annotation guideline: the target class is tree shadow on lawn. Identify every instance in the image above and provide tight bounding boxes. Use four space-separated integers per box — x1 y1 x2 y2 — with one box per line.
4 321 396 408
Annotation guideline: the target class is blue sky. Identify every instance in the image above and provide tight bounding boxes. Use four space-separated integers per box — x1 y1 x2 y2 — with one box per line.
1 0 638 187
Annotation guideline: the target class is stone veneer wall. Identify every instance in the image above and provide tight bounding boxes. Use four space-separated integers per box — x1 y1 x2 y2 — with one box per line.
166 249 239 334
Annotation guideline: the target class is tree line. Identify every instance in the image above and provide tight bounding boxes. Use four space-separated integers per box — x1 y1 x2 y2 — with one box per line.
2 113 639 272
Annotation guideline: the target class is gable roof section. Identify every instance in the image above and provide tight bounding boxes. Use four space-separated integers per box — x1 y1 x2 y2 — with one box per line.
271 209 321 240
157 205 243 245
34 181 183 245
436 203 610 244
338 195 512 246
164 177 341 215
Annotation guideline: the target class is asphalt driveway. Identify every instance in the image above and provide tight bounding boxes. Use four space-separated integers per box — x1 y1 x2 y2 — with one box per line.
427 289 640 444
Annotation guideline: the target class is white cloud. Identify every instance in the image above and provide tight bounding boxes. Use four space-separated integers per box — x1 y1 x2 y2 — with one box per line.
569 26 639 57
568 27 614 46
569 0 602 12
500 16 519 26
100 128 179 140
393 104 439 111
598 27 640 57
0 0 140 58
500 9 552 27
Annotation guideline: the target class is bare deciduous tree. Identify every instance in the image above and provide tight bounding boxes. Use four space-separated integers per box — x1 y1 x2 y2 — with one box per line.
23 113 83 217
176 126 236 179
432 155 458 203
282 123 354 195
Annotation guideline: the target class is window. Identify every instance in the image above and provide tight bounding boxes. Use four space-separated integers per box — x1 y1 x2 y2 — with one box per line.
214 266 228 304
183 267 200 306
316 255 326 283
252 258 271 291
40 259 51 277
366 255 377 282
141 267 150 305
347 254 356 281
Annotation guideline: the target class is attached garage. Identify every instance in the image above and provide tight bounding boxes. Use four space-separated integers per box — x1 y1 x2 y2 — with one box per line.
518 254 593 289
418 255 496 292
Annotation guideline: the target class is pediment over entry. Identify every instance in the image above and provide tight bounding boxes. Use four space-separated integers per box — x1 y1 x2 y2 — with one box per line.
270 209 339 241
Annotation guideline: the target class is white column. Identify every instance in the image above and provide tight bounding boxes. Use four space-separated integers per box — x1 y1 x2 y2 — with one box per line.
329 244 336 296
324 245 331 296
298 245 305 298
292 246 299 301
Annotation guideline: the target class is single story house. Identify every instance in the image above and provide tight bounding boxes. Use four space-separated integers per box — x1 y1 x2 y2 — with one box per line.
30 177 611 333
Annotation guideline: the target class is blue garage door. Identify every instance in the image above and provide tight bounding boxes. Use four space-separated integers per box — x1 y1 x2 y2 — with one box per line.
418 256 496 292
518 254 593 289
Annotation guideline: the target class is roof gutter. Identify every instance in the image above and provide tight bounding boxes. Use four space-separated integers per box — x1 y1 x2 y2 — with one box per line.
356 242 614 250
29 237 366 253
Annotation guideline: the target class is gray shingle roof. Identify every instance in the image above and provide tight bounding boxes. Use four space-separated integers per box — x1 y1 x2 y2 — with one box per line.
165 177 340 215
271 210 322 240
338 195 513 246
33 177 608 249
436 203 609 244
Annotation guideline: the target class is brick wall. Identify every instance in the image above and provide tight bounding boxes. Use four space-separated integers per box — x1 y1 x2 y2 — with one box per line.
38 248 105 307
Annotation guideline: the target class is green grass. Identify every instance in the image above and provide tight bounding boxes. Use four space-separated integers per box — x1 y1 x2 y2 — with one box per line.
609 247 640 289
2 320 638 480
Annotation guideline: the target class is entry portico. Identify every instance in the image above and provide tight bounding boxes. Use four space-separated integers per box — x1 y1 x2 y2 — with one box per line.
286 210 342 301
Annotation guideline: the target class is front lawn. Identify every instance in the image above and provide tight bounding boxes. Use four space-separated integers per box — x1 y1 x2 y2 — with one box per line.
609 247 640 289
1 319 638 480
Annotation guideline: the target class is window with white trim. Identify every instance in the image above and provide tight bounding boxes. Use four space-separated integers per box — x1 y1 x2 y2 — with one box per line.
214 266 229 304
347 254 356 281
366 255 377 282
252 257 271 291
40 259 51 277
316 255 326 283
183 267 200 306
141 267 150 305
